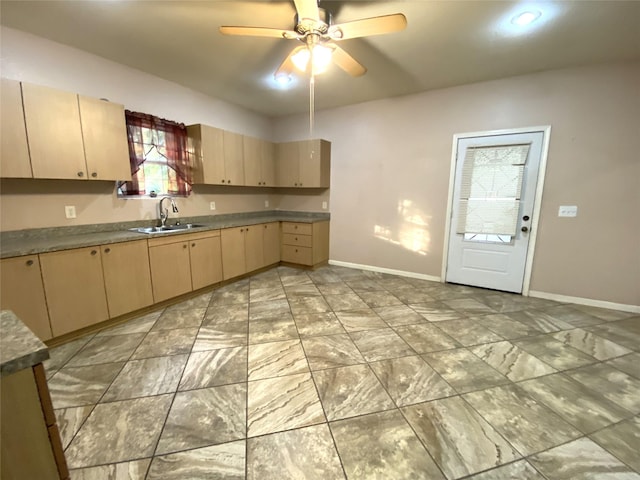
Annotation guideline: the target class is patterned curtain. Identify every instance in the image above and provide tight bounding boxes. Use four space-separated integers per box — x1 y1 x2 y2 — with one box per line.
118 111 192 196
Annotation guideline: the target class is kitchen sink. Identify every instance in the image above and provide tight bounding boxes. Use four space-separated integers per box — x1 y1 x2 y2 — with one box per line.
130 224 206 234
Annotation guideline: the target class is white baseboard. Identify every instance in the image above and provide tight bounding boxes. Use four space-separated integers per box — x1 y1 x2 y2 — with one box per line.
528 290 640 314
328 260 441 283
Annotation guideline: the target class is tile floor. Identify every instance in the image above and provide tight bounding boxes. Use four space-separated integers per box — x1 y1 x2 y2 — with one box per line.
43 265 640 480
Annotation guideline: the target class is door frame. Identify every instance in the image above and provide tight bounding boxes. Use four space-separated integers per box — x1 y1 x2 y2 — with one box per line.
441 126 552 295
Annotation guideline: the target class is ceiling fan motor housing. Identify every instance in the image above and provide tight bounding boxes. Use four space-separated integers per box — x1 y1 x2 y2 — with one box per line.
295 8 331 36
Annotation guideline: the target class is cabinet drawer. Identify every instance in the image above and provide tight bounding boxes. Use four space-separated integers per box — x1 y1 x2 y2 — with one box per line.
281 245 313 266
282 233 312 247
282 222 312 235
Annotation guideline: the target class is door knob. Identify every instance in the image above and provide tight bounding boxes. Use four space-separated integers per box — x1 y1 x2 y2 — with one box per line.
521 226 529 232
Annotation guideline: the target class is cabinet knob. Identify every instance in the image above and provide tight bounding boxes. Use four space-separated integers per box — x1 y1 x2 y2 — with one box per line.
264 225 267 229
295 237 298 241
294 225 298 229
90 250 97 256
77 171 84 177
228 180 231 184
294 182 298 186
192 243 196 247
295 249 298 252
183 244 187 249
299 183 303 186
221 179 225 183
104 247 111 253
91 172 98 178
26 259 34 266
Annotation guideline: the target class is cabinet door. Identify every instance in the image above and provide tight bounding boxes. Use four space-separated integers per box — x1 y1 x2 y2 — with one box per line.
221 227 247 280
22 83 87 180
78 96 131 181
189 236 223 290
243 136 262 186
200 125 225 185
0 79 32 178
276 141 300 187
148 241 192 302
263 222 281 266
101 240 154 318
0 256 52 341
244 224 264 272
261 140 276 187
223 131 245 185
299 139 330 188
40 247 109 337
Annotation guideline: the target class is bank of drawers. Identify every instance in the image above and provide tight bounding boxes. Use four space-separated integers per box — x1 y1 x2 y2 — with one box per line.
281 222 313 265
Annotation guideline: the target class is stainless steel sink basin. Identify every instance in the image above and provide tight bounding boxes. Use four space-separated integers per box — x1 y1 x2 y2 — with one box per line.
130 224 206 235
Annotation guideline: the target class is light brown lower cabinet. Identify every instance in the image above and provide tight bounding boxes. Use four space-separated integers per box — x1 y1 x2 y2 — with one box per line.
101 240 154 318
221 226 247 281
263 222 281 266
244 224 264 273
0 255 52 341
40 246 109 337
148 237 192 303
281 221 330 267
188 231 223 290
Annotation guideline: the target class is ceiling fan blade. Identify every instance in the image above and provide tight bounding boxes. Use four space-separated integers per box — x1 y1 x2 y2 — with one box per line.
332 45 367 77
219 26 299 40
293 0 320 21
328 13 407 40
275 46 307 78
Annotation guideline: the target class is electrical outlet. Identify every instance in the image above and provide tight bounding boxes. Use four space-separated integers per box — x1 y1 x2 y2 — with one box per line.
65 205 76 219
322 201 328 210
210 201 216 210
264 200 269 208
558 205 577 217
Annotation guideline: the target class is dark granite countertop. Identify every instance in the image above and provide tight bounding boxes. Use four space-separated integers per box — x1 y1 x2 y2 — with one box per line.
0 310 49 377
0 210 330 259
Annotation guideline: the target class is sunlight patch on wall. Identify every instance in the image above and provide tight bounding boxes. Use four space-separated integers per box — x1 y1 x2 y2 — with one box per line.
374 199 431 256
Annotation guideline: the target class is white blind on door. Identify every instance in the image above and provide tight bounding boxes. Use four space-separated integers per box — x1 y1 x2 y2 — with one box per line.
457 144 530 235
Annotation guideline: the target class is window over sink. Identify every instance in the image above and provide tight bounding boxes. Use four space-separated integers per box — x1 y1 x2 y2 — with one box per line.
117 111 193 197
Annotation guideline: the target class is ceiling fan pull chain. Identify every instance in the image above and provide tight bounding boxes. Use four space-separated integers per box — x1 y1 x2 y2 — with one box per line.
309 64 315 138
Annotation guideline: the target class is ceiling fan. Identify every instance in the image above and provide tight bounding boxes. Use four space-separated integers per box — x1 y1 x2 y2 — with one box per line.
219 0 407 80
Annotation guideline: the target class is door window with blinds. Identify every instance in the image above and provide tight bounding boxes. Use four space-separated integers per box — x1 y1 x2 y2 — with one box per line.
457 143 530 243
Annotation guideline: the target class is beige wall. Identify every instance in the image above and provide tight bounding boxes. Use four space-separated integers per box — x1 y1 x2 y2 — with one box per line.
274 62 640 306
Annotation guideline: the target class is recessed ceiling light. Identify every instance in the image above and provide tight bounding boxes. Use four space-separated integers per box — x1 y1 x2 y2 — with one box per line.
511 11 541 26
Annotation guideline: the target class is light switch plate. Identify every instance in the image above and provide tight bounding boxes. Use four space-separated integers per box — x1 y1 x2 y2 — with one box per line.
265 200 269 208
65 205 76 219
210 202 216 210
322 201 328 210
558 205 578 217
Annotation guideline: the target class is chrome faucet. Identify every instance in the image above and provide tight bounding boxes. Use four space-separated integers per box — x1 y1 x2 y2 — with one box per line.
159 196 179 227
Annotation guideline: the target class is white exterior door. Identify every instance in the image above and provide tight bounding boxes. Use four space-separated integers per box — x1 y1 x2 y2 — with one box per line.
446 131 544 293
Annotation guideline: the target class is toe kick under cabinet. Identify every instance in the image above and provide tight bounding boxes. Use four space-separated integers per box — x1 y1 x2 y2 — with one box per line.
281 221 329 267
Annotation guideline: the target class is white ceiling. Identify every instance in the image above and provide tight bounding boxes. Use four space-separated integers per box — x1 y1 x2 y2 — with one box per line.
1 1 639 117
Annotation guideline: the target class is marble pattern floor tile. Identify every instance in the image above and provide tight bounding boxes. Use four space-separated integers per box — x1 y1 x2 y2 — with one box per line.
209 287 249 306
476 313 544 339
151 308 205 331
284 283 322 297
324 293 370 311
350 327 416 362
372 305 426 326
435 319 504 346
132 328 198 359
551 328 632 360
249 286 287 303
475 294 530 314
566 363 640 413
541 304 604 327
589 416 640 471
95 311 161 337
410 301 467 321
573 304 636 322
519 373 633 434
248 317 299 344
247 424 344 480
248 298 291 320
331 410 445 479
247 372 324 437
313 364 395 421
156 384 246 455
466 460 546 480
585 320 640 352
345 279 384 292
470 341 557 381
513 336 598 370
394 323 460 353
334 308 388 332
402 396 520 479
506 310 574 333
316 282 353 295
423 348 509 393
393 289 436 304
528 437 640 479
66 334 145 367
288 295 332 315
606 352 640 379
102 355 188 402
307 269 342 284
248 339 308 380
70 459 151 480
43 335 95 378
164 292 211 311
191 323 247 352
301 334 365 370
179 346 247 390
48 362 124 408
369 355 455 407
146 441 245 480
357 290 403 308
443 298 497 316
464 384 582 456
54 405 93 449
65 395 173 468
293 311 346 337
203 304 248 325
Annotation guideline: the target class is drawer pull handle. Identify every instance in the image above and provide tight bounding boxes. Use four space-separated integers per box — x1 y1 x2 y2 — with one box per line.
26 259 34 266
104 248 111 253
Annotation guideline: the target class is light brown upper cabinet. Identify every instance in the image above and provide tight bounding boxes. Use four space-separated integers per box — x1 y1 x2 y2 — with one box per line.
276 139 330 188
0 79 32 178
21 82 130 181
78 95 131 180
188 124 245 185
244 136 275 187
